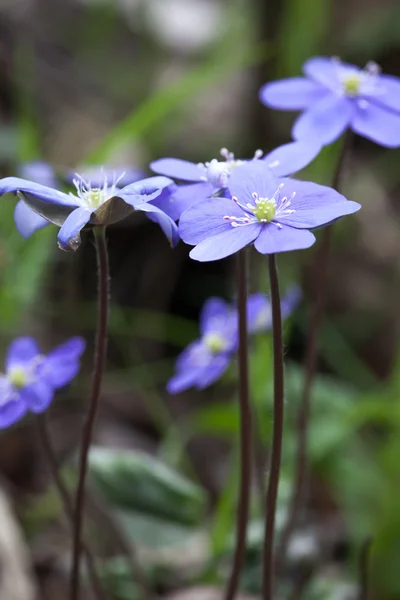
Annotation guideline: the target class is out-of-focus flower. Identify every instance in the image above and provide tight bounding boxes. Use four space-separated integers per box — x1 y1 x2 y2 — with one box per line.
260 56 400 147
1 172 178 251
247 286 302 333
167 297 237 394
0 337 85 429
150 140 321 218
179 160 361 261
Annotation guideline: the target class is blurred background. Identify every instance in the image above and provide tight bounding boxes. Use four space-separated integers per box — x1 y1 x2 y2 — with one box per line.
0 0 400 598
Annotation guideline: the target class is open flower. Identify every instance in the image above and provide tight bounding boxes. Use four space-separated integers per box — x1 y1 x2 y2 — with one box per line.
260 56 400 147
0 337 85 429
167 297 237 394
0 171 179 251
150 140 321 217
179 160 361 261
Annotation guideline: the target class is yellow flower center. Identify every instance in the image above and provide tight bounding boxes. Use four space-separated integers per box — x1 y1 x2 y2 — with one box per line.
343 74 360 96
8 366 28 389
203 333 226 354
253 198 276 222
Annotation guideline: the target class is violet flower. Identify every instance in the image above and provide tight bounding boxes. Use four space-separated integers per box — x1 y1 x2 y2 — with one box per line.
247 286 302 333
260 56 400 147
0 336 85 429
150 140 321 217
179 160 360 261
1 171 179 251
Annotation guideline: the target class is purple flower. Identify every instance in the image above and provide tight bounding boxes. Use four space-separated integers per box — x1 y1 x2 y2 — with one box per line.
0 336 85 429
150 141 321 217
13 164 147 240
260 56 400 147
167 297 237 394
179 160 361 261
247 286 302 333
1 171 179 251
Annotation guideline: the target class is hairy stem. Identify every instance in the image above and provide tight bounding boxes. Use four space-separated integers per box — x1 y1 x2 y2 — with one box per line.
70 225 109 600
223 249 252 600
262 254 284 600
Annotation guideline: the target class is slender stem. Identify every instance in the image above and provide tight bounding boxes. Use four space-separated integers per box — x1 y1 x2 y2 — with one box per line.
36 415 107 600
359 536 373 600
70 225 109 600
223 249 252 600
262 254 284 600
276 132 352 572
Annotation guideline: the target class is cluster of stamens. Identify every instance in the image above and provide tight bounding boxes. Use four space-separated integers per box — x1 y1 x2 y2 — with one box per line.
203 332 227 354
71 170 126 209
330 57 383 99
198 148 264 189
0 355 45 406
223 183 296 228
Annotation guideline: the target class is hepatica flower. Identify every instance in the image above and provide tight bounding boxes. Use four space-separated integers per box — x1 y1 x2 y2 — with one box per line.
150 140 321 217
0 337 85 429
1 171 178 250
247 286 302 333
260 56 400 147
179 160 361 261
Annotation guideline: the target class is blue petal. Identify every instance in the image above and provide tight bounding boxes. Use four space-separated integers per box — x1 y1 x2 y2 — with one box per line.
150 158 204 182
0 395 28 429
292 94 354 146
281 286 302 319
254 224 315 254
351 101 400 148
303 57 356 86
136 202 180 247
18 161 58 188
20 380 53 413
149 183 181 221
259 77 327 110
263 140 321 178
14 200 50 238
167 368 203 394
57 207 93 251
246 294 272 333
179 197 246 245
39 337 86 389
0 177 75 206
200 298 232 336
157 182 214 221
120 176 173 204
66 167 144 188
227 161 279 204
370 75 400 114
189 223 262 262
196 354 232 389
5 337 40 370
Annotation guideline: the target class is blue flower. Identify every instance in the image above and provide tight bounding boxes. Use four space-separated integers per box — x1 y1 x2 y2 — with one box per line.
0 337 85 429
167 297 237 394
179 160 361 261
1 170 179 251
260 56 400 147
247 286 302 333
150 141 321 217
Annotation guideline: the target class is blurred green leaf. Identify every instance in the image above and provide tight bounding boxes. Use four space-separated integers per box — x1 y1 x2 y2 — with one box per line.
89 447 206 526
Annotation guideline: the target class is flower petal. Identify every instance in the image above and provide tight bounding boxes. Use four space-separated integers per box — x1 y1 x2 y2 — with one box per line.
18 161 58 188
14 200 50 238
281 286 302 319
276 179 361 229
150 183 181 221
39 337 86 389
66 167 144 188
57 207 93 252
259 77 327 110
200 298 231 336
228 161 279 204
136 202 180 247
254 224 315 254
0 177 74 206
167 368 204 394
369 75 400 114
20 380 53 413
292 94 354 145
5 337 40 370
170 182 214 218
150 158 204 182
246 294 272 333
0 396 27 429
179 197 245 245
120 176 173 203
263 140 322 177
303 56 356 86
196 354 231 389
351 101 400 148
189 223 262 262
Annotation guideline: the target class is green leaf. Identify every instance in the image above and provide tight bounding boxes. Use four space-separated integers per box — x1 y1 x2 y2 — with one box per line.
89 447 206 526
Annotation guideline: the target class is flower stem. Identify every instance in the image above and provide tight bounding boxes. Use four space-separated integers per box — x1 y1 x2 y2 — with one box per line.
36 414 107 600
70 225 109 600
276 132 352 573
262 253 284 600
223 249 252 600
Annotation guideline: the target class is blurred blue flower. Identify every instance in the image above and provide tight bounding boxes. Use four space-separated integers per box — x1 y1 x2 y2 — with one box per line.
0 337 85 429
1 171 179 251
150 140 321 217
179 160 361 261
247 286 302 333
260 56 400 147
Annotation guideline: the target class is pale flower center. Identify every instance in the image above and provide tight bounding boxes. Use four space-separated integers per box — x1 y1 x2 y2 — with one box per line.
203 333 227 354
199 148 263 189
8 366 28 389
71 169 126 209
